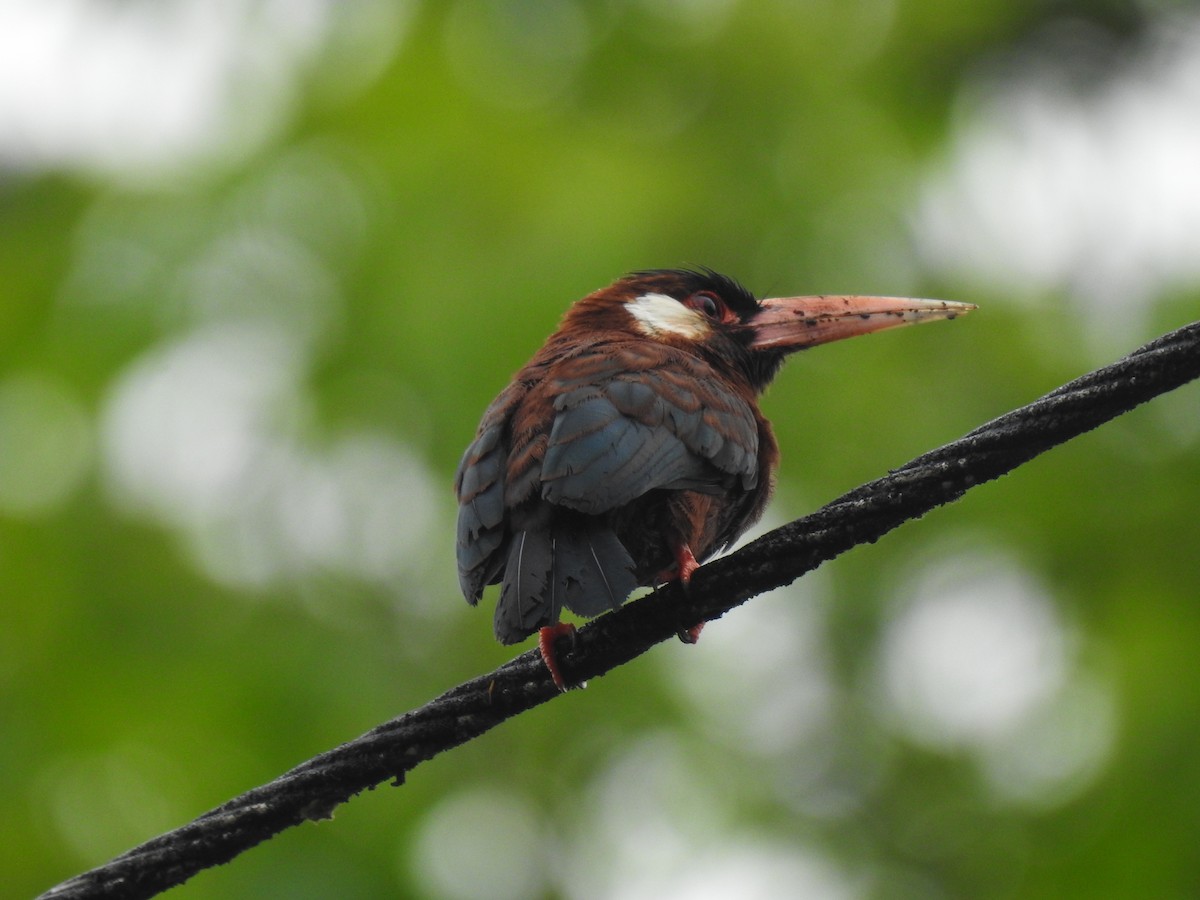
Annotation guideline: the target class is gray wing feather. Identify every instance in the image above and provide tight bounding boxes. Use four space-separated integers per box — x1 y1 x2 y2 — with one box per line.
540 362 759 516
455 406 514 602
493 521 636 643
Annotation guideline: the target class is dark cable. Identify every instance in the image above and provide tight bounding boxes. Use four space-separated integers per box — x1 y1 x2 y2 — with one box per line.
38 321 1200 900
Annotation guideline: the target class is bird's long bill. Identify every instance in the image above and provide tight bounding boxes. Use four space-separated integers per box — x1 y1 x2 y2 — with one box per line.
747 295 976 352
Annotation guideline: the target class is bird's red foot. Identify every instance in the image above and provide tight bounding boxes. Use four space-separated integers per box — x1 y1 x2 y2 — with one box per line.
675 543 700 584
671 543 705 644
538 622 577 691
655 542 701 584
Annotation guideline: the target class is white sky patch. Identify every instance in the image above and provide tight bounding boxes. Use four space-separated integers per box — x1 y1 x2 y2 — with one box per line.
566 735 720 899
0 0 408 183
409 787 550 900
875 549 1116 808
977 672 1116 810
100 323 300 523
566 734 859 900
99 323 446 599
612 842 860 900
878 555 1071 748
914 14 1200 344
626 293 711 340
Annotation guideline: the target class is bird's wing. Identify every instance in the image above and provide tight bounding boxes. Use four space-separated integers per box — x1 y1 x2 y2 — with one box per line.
456 340 761 604
455 381 524 603
529 341 761 516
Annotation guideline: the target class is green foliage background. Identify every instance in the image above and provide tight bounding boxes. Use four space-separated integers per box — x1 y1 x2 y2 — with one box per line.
5 2 1200 898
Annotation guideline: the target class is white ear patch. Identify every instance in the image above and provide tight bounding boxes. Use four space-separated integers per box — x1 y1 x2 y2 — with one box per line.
625 293 711 340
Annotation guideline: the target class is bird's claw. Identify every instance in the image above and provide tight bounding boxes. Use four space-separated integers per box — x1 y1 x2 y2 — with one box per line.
671 543 705 644
538 622 579 691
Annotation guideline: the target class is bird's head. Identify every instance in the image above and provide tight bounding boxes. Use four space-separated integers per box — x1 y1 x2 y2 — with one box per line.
560 268 975 392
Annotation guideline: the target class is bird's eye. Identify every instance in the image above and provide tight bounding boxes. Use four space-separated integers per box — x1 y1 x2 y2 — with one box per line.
685 292 724 319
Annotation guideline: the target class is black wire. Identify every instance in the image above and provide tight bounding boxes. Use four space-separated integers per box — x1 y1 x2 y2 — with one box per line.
38 321 1200 900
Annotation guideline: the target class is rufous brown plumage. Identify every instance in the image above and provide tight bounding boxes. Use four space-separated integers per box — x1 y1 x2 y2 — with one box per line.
455 268 973 687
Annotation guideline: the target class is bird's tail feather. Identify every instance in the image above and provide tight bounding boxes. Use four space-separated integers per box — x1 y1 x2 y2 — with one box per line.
495 521 637 644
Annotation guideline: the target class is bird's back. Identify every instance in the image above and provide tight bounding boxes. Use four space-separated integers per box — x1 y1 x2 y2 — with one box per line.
455 334 775 643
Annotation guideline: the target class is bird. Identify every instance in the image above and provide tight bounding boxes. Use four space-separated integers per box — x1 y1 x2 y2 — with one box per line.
454 268 973 689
